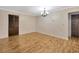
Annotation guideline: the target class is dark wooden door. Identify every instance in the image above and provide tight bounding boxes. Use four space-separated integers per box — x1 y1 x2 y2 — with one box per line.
71 15 79 37
8 14 19 36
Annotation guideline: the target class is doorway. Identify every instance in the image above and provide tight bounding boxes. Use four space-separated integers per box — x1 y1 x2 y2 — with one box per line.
8 14 19 37
71 14 79 37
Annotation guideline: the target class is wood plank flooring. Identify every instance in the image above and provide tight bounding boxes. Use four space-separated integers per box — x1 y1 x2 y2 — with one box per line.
0 32 79 53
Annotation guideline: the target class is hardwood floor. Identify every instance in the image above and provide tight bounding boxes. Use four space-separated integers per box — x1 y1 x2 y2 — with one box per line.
0 32 79 53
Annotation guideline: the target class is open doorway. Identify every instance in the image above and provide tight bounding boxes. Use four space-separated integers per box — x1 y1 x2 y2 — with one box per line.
71 14 79 37
8 14 19 37
68 12 79 40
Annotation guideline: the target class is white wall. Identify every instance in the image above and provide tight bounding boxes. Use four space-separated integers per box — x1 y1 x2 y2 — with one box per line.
19 15 37 34
0 10 8 38
0 10 37 39
36 7 79 40
37 10 68 40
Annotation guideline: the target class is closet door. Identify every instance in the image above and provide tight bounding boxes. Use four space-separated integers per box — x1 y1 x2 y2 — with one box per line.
8 15 19 36
71 15 79 37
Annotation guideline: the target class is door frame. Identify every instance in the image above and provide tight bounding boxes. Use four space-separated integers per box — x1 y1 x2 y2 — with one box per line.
68 12 79 39
8 14 19 37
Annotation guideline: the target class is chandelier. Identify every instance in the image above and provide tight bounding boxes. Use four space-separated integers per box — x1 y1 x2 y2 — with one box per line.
41 8 48 17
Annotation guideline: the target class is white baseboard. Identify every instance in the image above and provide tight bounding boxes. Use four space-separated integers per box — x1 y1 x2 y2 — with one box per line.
0 32 68 40
0 36 8 39
38 32 68 40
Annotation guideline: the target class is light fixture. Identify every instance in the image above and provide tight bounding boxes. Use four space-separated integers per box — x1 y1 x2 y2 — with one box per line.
41 8 48 17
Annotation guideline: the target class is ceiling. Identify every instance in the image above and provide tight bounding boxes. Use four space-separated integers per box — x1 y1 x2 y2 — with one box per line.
0 6 77 16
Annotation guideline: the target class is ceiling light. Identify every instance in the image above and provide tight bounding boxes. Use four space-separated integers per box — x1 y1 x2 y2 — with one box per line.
41 8 49 17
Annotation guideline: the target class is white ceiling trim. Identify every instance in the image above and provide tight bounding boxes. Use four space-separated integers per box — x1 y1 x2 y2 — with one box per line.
0 6 78 16
0 7 34 16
